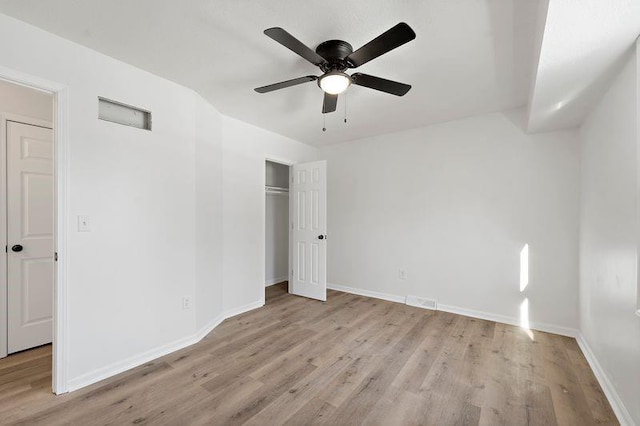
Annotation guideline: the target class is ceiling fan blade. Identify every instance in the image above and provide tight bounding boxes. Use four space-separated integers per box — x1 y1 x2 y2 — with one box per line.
352 73 411 96
254 76 318 93
264 27 327 66
347 23 416 68
322 93 338 114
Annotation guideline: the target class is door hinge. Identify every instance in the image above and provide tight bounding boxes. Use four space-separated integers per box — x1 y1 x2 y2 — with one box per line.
54 252 58 262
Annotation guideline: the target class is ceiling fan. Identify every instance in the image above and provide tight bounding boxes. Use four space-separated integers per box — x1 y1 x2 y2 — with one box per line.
254 23 416 114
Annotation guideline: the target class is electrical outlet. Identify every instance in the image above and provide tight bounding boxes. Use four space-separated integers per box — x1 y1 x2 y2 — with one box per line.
399 269 407 280
78 215 91 232
182 296 192 310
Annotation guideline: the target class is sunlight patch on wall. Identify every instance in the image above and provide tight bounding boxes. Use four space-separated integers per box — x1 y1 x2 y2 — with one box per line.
520 243 529 292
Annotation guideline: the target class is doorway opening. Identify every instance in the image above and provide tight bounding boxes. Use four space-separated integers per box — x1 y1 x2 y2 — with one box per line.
265 159 290 304
0 79 55 392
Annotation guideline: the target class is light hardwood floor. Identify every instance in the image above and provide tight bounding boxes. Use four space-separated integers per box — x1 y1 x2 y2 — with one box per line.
0 283 617 425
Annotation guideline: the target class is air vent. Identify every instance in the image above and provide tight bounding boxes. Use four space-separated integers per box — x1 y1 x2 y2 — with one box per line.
405 295 437 310
98 97 151 130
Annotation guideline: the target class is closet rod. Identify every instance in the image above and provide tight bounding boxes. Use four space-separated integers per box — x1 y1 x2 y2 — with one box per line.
265 185 289 194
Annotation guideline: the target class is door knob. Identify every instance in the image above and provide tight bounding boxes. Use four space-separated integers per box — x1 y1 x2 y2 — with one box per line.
318 235 326 240
11 244 23 252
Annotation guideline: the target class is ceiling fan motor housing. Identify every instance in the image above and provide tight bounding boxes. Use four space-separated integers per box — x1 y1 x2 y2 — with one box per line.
316 40 353 72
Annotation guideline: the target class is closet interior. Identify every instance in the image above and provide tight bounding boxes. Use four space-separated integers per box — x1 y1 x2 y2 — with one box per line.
265 160 290 291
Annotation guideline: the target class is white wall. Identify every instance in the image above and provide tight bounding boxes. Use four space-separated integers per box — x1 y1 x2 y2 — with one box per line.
579 47 640 425
222 116 316 310
318 111 580 331
0 13 320 390
195 96 224 330
0 79 52 121
0 13 199 383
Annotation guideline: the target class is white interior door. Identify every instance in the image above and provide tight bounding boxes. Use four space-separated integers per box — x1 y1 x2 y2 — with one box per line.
290 160 327 301
7 121 54 354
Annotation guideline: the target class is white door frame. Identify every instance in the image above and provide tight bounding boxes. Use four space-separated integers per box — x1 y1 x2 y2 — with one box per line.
262 155 294 307
0 66 69 395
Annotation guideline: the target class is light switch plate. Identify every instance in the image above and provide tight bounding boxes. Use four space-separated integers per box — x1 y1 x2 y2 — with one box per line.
78 215 91 232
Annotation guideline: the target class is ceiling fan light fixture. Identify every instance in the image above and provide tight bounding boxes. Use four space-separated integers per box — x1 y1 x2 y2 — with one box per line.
319 71 351 95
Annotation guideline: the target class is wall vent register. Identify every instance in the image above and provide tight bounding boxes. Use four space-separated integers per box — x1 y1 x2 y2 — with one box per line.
98 97 151 130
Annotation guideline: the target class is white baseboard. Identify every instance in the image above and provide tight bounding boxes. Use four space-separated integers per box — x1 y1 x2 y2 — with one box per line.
67 300 264 393
265 276 288 287
193 313 226 342
328 283 576 337
224 300 264 319
327 283 405 304
575 333 634 426
67 332 199 392
437 303 578 338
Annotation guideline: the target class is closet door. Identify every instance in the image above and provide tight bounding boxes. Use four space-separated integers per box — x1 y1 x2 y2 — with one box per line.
290 160 326 301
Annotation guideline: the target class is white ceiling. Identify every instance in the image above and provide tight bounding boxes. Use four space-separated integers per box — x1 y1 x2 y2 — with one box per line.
0 0 543 146
0 1 636 145
527 0 640 133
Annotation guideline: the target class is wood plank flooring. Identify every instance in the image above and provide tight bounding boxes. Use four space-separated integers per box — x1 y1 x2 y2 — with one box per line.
0 283 618 425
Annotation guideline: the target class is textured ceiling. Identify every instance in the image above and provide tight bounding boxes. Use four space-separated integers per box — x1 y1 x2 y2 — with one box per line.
0 0 543 146
527 0 640 133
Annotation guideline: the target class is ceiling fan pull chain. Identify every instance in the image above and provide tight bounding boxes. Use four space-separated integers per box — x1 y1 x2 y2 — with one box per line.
322 113 326 132
344 92 348 123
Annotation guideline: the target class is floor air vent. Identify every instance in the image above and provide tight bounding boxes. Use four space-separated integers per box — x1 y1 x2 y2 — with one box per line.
405 295 437 310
